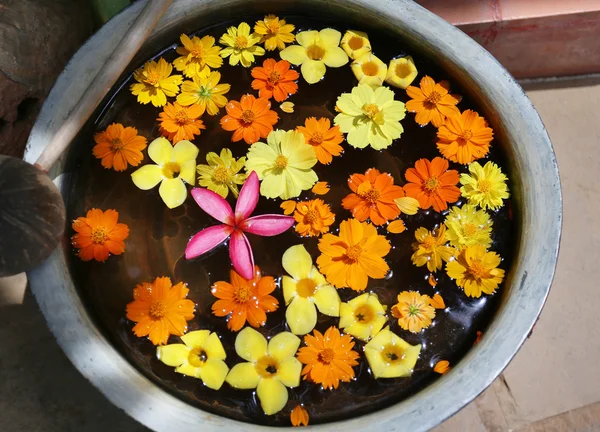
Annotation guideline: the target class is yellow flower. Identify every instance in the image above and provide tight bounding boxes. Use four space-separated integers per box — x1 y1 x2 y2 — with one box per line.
130 57 183 107
364 327 421 378
219 22 265 67
446 244 505 298
411 225 456 272
460 161 510 210
392 291 436 333
226 328 301 415
334 84 406 150
280 29 348 84
176 70 231 115
173 34 223 78
197 148 247 198
339 293 386 341
351 53 388 89
340 30 372 59
245 130 318 199
254 15 295 51
282 245 340 335
385 56 418 89
156 330 228 390
131 138 198 208
444 204 493 249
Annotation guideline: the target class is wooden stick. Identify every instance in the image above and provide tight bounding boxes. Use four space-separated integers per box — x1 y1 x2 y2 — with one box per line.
35 0 173 171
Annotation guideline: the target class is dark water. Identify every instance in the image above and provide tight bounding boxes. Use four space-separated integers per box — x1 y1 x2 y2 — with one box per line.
63 15 514 427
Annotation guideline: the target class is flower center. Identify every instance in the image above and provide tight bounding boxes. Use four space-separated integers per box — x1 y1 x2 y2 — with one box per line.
407 303 422 316
354 304 375 323
91 227 109 244
345 244 362 262
463 223 478 237
425 91 442 105
110 138 124 150
361 61 379 76
188 347 208 367
174 110 190 125
395 63 412 78
149 301 166 320
296 278 317 298
422 235 437 250
162 162 181 179
212 166 230 184
145 71 161 86
265 19 280 33
469 261 488 279
362 103 380 119
198 86 212 97
190 46 204 58
240 109 255 124
304 209 319 224
360 187 381 204
460 130 473 142
348 36 364 50
478 179 492 193
234 284 253 303
317 348 335 364
309 131 324 145
306 44 325 60
274 155 288 169
256 355 279 378
381 344 405 364
267 70 282 85
234 35 248 49
424 177 440 192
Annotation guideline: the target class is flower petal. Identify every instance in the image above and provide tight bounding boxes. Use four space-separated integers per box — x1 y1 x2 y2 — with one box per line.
131 165 164 190
172 140 199 165
322 47 349 67
286 297 317 335
190 187 234 224
301 60 326 84
395 196 420 215
148 137 173 165
280 45 308 65
179 160 196 185
282 244 312 279
268 332 300 362
199 359 229 390
202 332 227 360
159 178 188 208
241 214 295 236
319 28 342 47
156 344 189 367
276 357 302 387
180 330 210 348
257 378 288 415
226 362 260 389
229 230 255 280
312 284 340 316
235 171 259 222
185 224 232 259
175 363 202 378
235 327 268 361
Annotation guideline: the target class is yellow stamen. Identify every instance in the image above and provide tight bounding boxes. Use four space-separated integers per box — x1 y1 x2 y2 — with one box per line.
149 301 166 320
234 285 253 303
345 244 362 262
362 103 380 119
274 155 288 169
309 131 324 145
425 91 442 105
212 166 230 184
304 209 319 224
478 179 492 193
91 227 109 244
424 177 440 192
234 35 248 49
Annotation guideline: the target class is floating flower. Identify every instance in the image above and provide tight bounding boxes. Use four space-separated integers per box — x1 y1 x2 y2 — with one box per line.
339 293 386 341
196 148 247 198
157 102 205 143
281 200 296 215
460 161 510 210
176 70 231 115
364 327 421 378
71 208 129 262
385 56 418 89
293 199 335 237
411 225 456 272
282 245 340 335
290 405 309 427
220 94 279 144
130 57 183 107
280 28 348 84
437 110 494 164
254 15 296 51
404 157 460 212
340 30 371 59
280 101 295 113
405 76 461 127
245 129 318 199
446 244 505 298
317 218 390 291
211 266 278 331
429 293 446 309
391 291 436 333
311 181 330 195
156 330 228 389
444 204 493 250
387 220 406 234
173 34 223 78
219 22 264 67
296 326 359 389
334 84 406 150
185 172 294 279
351 53 388 89
251 58 299 102
434 360 450 374
131 138 198 209
92 123 147 171
296 117 343 165
226 328 301 415
125 277 195 345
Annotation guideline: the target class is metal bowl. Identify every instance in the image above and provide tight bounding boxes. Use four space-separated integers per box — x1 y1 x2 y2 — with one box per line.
24 0 561 430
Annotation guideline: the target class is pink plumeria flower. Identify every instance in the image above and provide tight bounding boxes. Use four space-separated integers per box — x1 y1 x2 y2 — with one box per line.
185 171 294 280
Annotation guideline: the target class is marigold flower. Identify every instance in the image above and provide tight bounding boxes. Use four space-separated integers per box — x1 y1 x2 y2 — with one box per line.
405 76 461 127
293 199 335 237
157 102 205 143
220 94 278 144
411 225 456 272
296 117 343 165
385 56 418 89
196 148 247 198
391 291 436 333
92 123 147 171
71 208 129 262
219 22 264 67
433 360 450 374
446 244 505 298
254 15 296 51
311 181 330 195
437 110 494 164
340 30 371 59
176 70 231 115
251 58 299 102
364 327 421 378
460 161 510 210
173 34 223 78
130 57 183 107
339 293 387 341
404 157 460 212
444 204 493 250
351 52 388 89
290 405 309 427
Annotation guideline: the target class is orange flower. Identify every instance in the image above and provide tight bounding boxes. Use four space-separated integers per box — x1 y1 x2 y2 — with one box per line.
342 168 404 226
157 102 205 143
317 218 390 291
251 58 299 102
293 199 335 237
296 326 359 390
211 266 278 331
436 110 494 164
220 94 279 144
125 277 195 346
391 291 436 333
405 76 461 127
404 157 460 212
296 117 344 165
290 405 309 427
312 181 330 195
92 123 147 171
71 208 129 262
434 360 450 374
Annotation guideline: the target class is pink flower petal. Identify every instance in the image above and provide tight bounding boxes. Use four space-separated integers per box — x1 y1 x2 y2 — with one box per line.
240 214 295 236
185 224 233 259
191 188 234 225
234 171 259 223
229 230 255 280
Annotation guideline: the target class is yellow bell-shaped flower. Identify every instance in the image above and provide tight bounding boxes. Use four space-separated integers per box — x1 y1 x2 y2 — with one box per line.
385 56 418 89
339 292 387 341
340 30 372 59
364 327 421 379
351 53 388 89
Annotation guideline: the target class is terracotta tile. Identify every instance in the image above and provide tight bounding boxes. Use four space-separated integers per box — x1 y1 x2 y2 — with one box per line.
500 0 600 20
415 0 498 25
517 401 600 432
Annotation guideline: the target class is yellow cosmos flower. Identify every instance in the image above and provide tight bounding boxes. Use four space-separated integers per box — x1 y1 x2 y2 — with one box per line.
351 53 388 89
460 161 510 210
334 84 406 150
226 328 301 415
176 70 231 115
282 245 340 335
245 130 318 199
385 56 418 89
131 138 198 208
156 330 228 390
340 30 372 59
197 148 247 198
364 327 421 379
254 15 296 51
173 34 223 78
219 22 265 67
130 57 183 107
446 244 505 298
444 204 493 249
339 293 386 341
280 28 349 84
392 291 436 333
411 225 456 272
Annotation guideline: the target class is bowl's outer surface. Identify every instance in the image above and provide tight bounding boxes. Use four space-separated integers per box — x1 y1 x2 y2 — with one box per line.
24 0 561 431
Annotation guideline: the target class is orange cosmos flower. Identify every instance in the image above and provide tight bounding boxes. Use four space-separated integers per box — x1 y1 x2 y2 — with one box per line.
405 76 461 127
404 157 460 212
251 58 299 102
157 102 205 143
125 277 196 346
391 291 436 333
342 168 404 226
211 266 278 331
296 117 344 165
296 326 360 390
317 218 390 291
293 199 335 237
220 94 279 144
436 109 494 164
290 405 309 427
92 123 147 171
71 208 129 262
